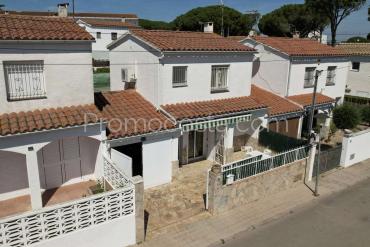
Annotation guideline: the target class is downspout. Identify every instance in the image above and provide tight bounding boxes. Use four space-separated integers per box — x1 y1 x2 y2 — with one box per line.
285 57 292 97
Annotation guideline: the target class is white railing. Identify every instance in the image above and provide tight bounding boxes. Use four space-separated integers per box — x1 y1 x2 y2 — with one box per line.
0 186 134 247
103 154 132 189
222 146 310 184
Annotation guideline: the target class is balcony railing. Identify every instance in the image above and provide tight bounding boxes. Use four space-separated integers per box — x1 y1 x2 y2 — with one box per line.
4 62 47 101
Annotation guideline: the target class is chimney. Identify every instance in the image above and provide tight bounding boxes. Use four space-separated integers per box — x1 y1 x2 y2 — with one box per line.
203 22 214 33
292 31 300 39
57 3 69 17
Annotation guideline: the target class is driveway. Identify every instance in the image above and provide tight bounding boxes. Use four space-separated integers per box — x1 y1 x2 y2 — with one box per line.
215 177 370 247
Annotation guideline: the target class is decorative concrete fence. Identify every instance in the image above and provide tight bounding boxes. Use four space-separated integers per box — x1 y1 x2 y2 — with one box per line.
0 155 143 247
207 147 310 215
341 129 370 168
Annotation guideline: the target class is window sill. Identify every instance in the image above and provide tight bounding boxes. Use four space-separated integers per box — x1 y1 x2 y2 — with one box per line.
326 83 335 86
173 83 188 88
304 85 314 89
211 88 229 93
7 96 47 102
350 69 360 72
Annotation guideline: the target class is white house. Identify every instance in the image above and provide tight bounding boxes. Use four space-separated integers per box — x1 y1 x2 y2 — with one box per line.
107 28 269 169
77 19 139 61
1 3 140 61
238 36 349 136
337 43 370 100
0 14 138 247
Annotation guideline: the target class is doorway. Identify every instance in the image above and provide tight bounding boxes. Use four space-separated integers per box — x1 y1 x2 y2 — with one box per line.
114 142 143 177
188 130 204 162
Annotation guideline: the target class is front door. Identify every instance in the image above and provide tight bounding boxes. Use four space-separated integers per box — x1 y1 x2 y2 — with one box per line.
188 130 204 161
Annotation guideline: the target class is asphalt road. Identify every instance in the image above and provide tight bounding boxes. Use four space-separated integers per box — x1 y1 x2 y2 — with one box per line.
213 178 370 247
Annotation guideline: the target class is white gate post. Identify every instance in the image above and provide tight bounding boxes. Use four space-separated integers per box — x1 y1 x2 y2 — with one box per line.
26 146 43 210
307 143 317 182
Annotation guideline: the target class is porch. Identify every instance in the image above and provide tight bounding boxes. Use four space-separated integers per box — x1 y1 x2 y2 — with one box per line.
0 180 97 219
144 150 262 239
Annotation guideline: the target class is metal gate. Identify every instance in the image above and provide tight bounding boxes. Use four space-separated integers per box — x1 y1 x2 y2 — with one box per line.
313 145 342 177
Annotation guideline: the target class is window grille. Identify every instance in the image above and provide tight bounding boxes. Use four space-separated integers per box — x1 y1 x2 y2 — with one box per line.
326 66 336 85
304 67 316 88
172 66 187 87
4 61 47 101
211 65 229 91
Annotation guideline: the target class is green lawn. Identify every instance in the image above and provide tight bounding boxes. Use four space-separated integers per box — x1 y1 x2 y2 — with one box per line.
93 73 110 92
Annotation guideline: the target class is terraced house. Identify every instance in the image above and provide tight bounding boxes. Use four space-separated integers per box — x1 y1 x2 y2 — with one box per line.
236 36 349 137
108 26 276 179
0 15 141 247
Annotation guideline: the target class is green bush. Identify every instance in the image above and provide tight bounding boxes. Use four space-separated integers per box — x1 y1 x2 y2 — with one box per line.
361 106 370 125
333 104 361 129
346 36 369 43
95 67 110 73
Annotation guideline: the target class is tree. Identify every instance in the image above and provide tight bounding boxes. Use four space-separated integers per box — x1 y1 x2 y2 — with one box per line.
361 106 370 125
139 19 174 30
367 33 370 40
172 5 257 36
347 36 369 43
258 4 329 38
306 0 366 46
333 104 361 129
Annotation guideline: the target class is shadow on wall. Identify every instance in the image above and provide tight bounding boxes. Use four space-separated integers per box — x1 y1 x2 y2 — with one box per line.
0 151 28 195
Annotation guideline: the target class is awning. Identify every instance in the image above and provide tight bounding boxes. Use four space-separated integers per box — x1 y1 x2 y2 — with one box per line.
181 114 251 132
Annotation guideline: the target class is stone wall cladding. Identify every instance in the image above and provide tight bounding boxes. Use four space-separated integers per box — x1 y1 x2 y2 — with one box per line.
209 159 308 215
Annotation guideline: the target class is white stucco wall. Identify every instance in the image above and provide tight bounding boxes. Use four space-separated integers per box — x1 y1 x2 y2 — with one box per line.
142 136 178 189
109 36 254 106
34 215 136 247
80 23 129 60
243 39 290 96
340 129 370 168
109 36 161 105
346 57 370 98
288 58 349 101
158 53 253 105
0 41 94 114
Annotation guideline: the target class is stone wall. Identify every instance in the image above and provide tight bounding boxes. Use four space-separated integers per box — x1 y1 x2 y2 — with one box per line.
207 158 308 215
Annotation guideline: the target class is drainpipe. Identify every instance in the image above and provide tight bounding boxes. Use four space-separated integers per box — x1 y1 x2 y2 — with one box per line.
285 57 292 97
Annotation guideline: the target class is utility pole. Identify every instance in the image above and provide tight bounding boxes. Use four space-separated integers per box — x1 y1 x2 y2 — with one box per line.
72 0 75 19
307 69 323 141
220 0 224 37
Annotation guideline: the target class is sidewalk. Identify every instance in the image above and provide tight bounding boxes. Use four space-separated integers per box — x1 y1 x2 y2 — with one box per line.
137 159 370 247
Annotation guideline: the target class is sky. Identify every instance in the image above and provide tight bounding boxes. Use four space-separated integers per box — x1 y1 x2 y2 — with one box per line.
2 0 369 41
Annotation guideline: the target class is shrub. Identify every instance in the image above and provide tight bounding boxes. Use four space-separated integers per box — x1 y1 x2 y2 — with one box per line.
347 36 369 43
361 106 370 125
333 104 361 129
95 67 110 73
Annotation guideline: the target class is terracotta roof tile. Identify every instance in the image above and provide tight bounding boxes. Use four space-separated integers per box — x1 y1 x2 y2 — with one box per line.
0 104 102 136
80 19 140 29
337 43 370 56
0 14 94 41
161 96 267 121
1 11 138 19
250 36 346 57
287 93 336 108
250 85 303 117
95 90 175 139
129 29 255 52
227 36 248 42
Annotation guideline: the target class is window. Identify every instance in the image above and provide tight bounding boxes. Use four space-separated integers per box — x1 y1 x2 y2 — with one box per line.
304 67 316 88
172 66 187 87
111 32 118 40
4 61 46 101
326 66 337 85
211 65 229 91
96 32 101 39
121 68 128 82
351 62 360 71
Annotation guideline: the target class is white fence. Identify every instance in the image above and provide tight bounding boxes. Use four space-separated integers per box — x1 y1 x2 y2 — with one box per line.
222 146 310 184
341 129 370 168
0 155 135 247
